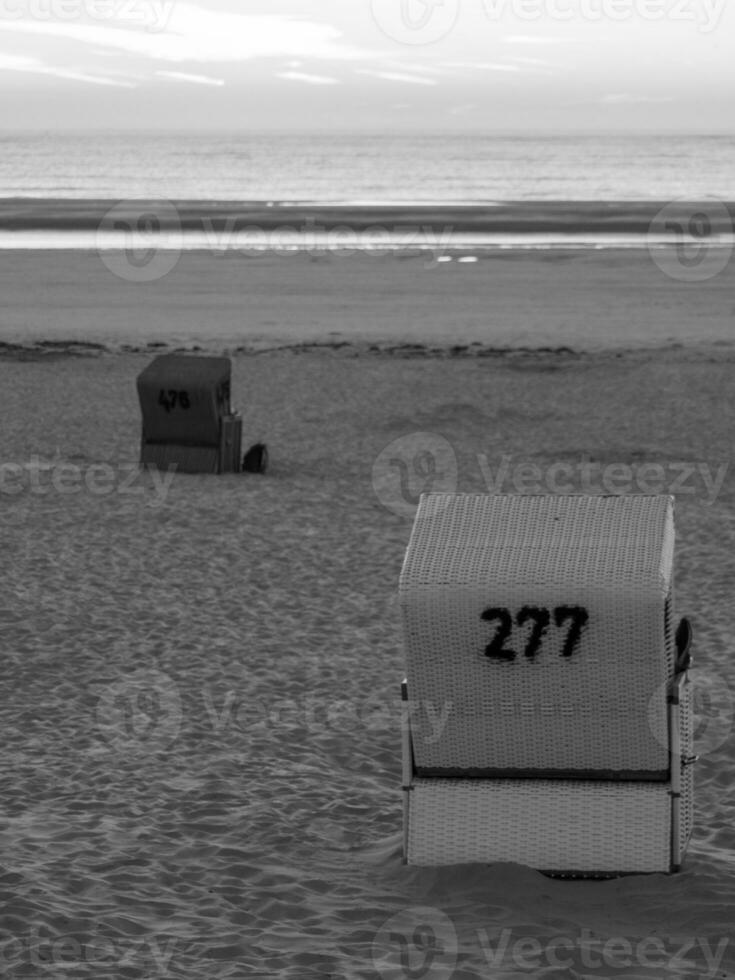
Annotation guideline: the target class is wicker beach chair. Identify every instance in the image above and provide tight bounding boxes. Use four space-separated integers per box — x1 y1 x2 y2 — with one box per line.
137 354 242 474
399 494 694 875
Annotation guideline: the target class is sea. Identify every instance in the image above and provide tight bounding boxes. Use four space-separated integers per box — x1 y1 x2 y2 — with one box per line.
2 130 735 202
0 130 734 252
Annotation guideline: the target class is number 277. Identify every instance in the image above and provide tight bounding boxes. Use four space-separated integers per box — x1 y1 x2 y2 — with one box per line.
481 605 589 661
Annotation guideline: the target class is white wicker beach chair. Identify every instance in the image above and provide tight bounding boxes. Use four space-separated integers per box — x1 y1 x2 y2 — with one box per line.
399 494 694 875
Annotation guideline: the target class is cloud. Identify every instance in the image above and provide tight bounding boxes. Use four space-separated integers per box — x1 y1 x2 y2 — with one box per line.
0 5 374 63
0 52 135 86
601 93 674 104
355 69 437 86
441 61 520 72
390 62 447 76
156 70 224 86
510 55 562 69
275 71 339 85
503 34 570 44
0 54 37 70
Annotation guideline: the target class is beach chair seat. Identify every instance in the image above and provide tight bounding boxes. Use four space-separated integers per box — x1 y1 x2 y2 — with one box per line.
137 354 242 474
399 494 694 875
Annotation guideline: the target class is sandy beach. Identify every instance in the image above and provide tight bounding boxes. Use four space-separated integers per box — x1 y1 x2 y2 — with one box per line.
1 249 735 978
1 246 735 354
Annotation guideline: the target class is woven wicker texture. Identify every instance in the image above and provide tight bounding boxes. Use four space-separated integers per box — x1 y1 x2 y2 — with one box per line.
407 778 672 872
400 494 676 774
137 354 231 447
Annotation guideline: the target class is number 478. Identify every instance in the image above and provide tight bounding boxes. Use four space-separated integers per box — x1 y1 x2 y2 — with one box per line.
158 389 191 413
481 605 589 661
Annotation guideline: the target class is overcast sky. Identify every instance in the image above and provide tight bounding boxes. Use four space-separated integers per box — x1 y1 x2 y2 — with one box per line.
0 0 733 130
